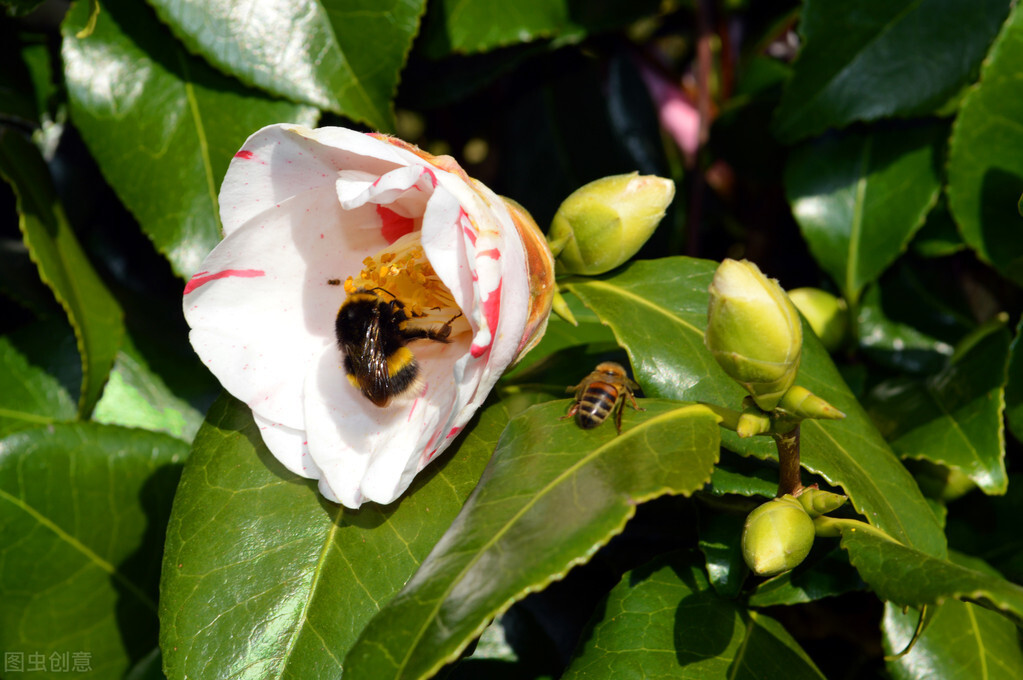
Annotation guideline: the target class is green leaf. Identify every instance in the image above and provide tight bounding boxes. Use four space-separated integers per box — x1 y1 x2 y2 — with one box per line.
698 510 748 598
747 549 866 607
145 0 425 131
160 393 517 679
60 0 319 278
343 400 722 680
0 423 187 678
566 257 946 557
419 0 660 57
866 323 1009 495
561 552 826 680
785 123 944 306
772 0 1009 142
947 4 1023 284
93 335 205 441
883 553 1023 680
837 524 1023 626
884 599 1023 680
1 0 45 17
0 128 124 419
0 334 76 438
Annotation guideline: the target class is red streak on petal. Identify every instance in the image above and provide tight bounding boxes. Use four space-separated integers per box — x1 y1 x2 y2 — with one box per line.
378 205 415 244
469 280 502 358
183 268 265 295
446 427 461 439
459 208 478 246
408 398 419 421
422 167 438 187
477 248 500 260
234 150 254 160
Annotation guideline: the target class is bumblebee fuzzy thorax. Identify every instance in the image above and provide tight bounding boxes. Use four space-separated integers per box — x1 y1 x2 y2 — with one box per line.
335 232 469 407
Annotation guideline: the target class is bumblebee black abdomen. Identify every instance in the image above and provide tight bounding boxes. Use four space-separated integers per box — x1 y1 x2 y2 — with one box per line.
575 382 620 429
335 288 456 407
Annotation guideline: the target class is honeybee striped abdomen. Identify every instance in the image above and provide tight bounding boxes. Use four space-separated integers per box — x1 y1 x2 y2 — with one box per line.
564 361 643 433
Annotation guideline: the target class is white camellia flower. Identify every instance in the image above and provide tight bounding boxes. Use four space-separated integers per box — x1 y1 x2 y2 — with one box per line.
184 124 555 508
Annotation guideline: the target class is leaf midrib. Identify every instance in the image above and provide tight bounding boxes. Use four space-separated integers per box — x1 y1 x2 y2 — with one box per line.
391 404 711 678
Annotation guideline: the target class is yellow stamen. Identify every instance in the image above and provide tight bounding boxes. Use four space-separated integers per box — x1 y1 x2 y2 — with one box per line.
343 232 468 334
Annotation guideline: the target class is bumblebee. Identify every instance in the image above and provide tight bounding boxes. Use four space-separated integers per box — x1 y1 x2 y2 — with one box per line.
564 361 643 433
335 287 459 407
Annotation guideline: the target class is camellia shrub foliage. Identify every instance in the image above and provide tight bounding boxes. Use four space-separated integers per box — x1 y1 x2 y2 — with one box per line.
4 0 1023 678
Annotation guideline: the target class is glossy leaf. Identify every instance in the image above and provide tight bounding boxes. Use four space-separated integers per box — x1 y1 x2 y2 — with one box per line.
0 128 124 419
747 549 866 607
419 0 660 57
93 335 205 442
947 5 1023 284
786 123 944 306
561 552 826 679
0 423 187 679
343 400 722 680
146 0 425 131
698 510 748 598
60 0 319 278
838 526 1023 626
772 0 1008 142
883 553 1023 680
0 334 76 438
160 393 518 680
567 257 946 557
866 324 1009 495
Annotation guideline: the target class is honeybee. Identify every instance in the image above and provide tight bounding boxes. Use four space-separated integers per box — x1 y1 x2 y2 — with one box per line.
564 361 643 433
335 287 460 407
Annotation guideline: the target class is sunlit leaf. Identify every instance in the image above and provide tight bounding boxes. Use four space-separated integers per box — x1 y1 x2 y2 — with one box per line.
947 4 1023 284
838 525 1023 626
0 423 187 679
160 394 520 679
343 400 721 680
883 554 1023 680
773 0 1008 142
567 257 946 557
146 0 425 130
61 0 318 278
561 552 826 679
0 128 124 418
786 123 944 306
419 0 660 57
866 323 1009 495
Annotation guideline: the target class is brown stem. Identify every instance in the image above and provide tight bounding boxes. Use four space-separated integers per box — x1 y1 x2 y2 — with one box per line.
773 425 803 497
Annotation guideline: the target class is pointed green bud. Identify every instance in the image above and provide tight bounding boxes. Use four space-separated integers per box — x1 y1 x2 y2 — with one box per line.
776 385 845 422
788 288 849 352
742 495 816 577
549 172 674 275
796 488 848 518
705 259 802 411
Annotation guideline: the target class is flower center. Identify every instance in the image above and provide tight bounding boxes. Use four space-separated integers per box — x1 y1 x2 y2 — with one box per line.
343 232 468 333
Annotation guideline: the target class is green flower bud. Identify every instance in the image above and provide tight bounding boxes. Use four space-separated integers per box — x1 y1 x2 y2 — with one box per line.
788 288 848 352
776 385 845 422
796 488 848 518
742 495 816 577
705 259 802 411
549 173 674 275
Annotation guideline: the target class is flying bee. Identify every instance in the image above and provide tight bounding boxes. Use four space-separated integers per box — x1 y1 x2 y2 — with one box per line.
335 287 461 407
563 361 643 433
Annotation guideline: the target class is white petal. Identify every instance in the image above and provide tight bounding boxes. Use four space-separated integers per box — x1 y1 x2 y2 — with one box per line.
185 185 383 427
251 412 324 482
219 125 411 239
303 328 465 508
